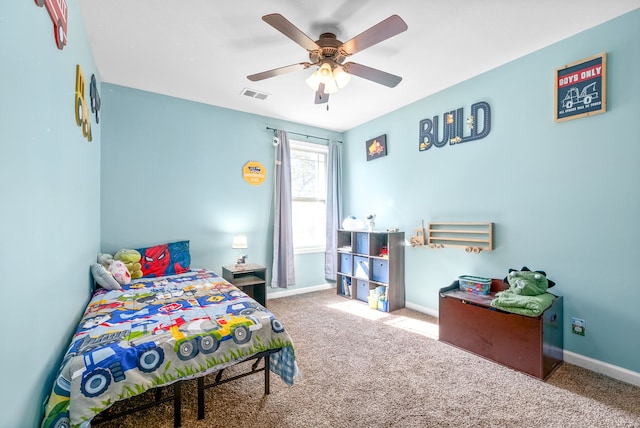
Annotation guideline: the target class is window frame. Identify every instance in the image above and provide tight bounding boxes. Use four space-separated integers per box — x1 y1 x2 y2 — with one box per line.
289 139 328 255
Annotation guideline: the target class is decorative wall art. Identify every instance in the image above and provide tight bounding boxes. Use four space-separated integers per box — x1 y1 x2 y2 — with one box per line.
75 65 92 141
418 101 491 152
554 53 606 122
35 0 68 50
243 161 266 185
366 134 387 161
90 75 101 124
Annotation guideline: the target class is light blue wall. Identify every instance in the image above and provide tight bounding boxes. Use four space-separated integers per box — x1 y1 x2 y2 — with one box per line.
100 85 341 291
0 2 101 427
343 10 640 373
2 5 638 426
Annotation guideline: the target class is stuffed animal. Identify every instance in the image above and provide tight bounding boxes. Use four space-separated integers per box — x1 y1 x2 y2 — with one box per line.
108 260 131 285
114 248 143 279
503 266 556 289
97 252 114 269
505 270 548 296
91 263 121 290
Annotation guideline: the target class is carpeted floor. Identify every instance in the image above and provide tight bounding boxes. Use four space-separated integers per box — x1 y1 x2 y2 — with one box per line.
97 289 640 428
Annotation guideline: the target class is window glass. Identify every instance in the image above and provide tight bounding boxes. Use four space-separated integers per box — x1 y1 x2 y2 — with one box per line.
290 140 328 252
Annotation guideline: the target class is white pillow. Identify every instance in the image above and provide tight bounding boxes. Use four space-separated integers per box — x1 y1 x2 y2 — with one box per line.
91 263 121 290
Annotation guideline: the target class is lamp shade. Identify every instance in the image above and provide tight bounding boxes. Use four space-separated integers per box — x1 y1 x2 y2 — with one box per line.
317 62 333 84
305 70 320 91
333 66 351 88
231 235 248 249
323 79 338 94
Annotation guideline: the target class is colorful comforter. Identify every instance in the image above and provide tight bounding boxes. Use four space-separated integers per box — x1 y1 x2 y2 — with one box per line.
41 269 298 428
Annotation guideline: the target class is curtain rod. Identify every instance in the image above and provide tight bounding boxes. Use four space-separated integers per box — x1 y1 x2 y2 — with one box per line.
266 127 342 143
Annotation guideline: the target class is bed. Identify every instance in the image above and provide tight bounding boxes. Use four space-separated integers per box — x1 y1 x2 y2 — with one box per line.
41 262 298 428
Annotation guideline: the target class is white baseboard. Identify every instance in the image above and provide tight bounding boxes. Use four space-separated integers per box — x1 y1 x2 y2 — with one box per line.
563 350 640 387
269 288 640 387
405 302 640 386
406 301 439 318
267 283 334 300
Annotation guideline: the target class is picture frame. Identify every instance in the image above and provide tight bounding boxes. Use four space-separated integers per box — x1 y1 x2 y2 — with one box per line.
554 53 606 122
366 134 387 161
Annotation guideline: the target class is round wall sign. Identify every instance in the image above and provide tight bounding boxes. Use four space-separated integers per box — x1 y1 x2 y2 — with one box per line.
243 161 266 185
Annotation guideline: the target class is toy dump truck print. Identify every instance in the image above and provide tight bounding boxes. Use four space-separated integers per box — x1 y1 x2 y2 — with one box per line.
167 314 263 361
562 82 598 109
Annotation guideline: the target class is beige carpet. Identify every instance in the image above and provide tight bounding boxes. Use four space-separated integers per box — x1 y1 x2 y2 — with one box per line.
97 289 640 428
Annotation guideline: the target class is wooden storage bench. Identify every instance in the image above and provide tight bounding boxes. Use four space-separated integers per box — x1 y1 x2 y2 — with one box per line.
439 279 563 380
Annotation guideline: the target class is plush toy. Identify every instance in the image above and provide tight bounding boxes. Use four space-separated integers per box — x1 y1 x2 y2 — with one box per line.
97 253 114 269
505 270 548 296
503 266 555 289
91 263 121 290
108 260 131 285
114 249 143 279
491 267 556 317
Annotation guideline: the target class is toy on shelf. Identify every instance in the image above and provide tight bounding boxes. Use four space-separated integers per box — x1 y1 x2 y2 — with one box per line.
427 222 493 253
366 213 376 231
410 220 426 247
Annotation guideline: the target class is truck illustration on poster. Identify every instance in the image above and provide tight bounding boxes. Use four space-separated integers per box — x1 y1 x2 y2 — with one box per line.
555 53 606 122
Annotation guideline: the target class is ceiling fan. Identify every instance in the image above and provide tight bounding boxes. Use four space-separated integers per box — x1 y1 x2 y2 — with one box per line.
247 13 408 104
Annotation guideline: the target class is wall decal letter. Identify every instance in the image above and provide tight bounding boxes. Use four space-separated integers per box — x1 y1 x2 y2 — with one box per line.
75 65 92 142
419 101 491 152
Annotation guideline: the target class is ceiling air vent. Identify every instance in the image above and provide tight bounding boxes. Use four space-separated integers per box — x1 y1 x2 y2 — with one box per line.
240 88 269 100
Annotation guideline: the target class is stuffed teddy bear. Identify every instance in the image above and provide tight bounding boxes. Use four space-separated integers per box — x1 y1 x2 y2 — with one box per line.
97 252 114 269
114 248 143 279
108 260 131 285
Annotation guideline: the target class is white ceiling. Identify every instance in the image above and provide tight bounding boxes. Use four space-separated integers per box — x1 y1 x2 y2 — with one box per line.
78 1 639 132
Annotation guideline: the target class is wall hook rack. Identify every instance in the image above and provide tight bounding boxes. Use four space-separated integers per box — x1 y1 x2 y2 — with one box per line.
427 222 494 253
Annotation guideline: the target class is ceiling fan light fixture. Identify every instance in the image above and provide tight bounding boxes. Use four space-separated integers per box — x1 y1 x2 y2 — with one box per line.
324 79 339 94
333 66 351 88
305 70 321 91
317 62 333 84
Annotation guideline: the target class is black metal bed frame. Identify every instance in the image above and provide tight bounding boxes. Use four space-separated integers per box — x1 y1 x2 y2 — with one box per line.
92 348 280 427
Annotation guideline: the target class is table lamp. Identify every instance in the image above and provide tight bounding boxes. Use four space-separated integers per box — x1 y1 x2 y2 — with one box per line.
232 235 248 267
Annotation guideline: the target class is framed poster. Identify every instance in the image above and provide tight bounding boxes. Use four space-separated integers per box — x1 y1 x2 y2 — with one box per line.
366 134 387 161
554 53 606 122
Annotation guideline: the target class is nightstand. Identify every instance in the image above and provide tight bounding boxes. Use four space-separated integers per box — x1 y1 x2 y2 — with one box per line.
222 263 267 307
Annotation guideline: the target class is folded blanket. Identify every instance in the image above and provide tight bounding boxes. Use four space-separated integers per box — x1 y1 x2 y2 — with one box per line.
490 291 556 317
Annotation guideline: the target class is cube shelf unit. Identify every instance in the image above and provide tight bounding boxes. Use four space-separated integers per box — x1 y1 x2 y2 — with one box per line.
336 229 405 312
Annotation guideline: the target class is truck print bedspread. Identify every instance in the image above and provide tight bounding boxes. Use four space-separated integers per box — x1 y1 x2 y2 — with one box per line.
41 269 298 428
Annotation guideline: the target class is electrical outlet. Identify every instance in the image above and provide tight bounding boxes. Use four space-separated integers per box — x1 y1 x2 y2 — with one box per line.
571 317 586 336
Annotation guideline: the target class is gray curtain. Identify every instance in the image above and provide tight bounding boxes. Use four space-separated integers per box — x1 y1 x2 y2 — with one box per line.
271 130 295 288
324 140 343 281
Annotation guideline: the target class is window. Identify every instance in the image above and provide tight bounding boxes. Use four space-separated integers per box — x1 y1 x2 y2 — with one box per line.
290 140 328 253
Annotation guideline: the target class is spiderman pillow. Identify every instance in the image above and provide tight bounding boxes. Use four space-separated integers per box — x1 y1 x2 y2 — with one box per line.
136 240 191 278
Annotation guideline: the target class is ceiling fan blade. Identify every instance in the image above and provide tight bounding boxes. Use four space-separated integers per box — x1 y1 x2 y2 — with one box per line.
247 62 312 81
315 84 329 104
340 15 408 56
262 14 320 52
344 62 402 88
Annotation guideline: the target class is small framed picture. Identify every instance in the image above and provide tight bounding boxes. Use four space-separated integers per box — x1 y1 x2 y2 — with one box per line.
554 53 606 122
366 134 387 161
